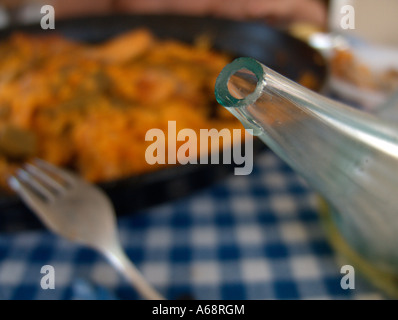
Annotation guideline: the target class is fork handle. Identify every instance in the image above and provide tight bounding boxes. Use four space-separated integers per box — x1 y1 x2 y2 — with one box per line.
103 245 165 300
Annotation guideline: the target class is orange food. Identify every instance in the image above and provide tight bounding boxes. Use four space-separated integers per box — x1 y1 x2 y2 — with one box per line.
0 28 320 190
0 29 241 188
331 48 398 92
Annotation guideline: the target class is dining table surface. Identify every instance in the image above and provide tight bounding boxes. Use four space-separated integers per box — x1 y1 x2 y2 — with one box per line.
0 148 387 300
0 1 394 301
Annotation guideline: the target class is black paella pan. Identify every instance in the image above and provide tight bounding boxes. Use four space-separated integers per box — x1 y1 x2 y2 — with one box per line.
0 14 327 230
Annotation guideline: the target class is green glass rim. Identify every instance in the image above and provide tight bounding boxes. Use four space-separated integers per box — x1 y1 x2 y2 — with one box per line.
214 57 265 108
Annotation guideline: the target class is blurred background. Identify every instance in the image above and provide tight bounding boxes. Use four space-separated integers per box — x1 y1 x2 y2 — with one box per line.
0 0 397 300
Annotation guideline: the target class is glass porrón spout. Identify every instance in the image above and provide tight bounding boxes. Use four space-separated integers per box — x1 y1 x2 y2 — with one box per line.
215 57 398 274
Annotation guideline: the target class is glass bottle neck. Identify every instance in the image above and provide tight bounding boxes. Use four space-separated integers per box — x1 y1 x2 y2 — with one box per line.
215 57 398 273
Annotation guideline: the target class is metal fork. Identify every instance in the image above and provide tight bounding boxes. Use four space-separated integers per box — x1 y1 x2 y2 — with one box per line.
8 159 164 300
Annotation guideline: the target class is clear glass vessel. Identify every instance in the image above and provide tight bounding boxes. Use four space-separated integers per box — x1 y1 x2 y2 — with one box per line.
215 57 398 296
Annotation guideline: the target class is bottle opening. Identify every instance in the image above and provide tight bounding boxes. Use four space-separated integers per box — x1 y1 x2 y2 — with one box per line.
227 68 258 100
215 57 265 108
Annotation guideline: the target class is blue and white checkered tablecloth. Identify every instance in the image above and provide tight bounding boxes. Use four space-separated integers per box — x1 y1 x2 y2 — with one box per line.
0 150 386 300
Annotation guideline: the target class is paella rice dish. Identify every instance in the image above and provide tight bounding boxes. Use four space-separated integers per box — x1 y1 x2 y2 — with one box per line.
0 28 319 191
0 29 242 189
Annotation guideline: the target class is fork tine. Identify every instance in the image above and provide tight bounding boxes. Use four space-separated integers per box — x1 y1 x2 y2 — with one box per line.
15 169 55 202
24 163 68 193
8 175 20 192
32 158 76 186
8 176 49 213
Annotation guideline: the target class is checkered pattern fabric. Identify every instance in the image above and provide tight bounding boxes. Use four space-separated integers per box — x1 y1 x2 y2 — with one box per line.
0 150 385 300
